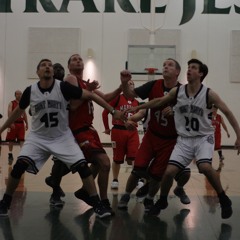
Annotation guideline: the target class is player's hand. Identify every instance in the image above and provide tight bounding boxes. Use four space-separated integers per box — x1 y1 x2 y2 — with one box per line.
86 79 100 91
103 129 111 135
113 110 127 122
120 70 131 84
124 106 139 115
124 120 137 131
235 138 240 155
162 106 173 117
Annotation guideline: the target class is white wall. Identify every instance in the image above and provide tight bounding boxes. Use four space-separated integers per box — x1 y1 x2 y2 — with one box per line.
0 0 240 145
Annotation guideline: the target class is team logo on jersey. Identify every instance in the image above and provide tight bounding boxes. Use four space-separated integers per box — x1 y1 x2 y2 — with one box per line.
207 135 214 144
128 100 132 104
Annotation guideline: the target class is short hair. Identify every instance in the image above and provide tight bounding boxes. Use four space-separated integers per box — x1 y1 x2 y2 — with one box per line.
37 59 52 70
188 59 208 82
67 54 78 66
14 90 21 96
166 58 181 73
53 63 64 71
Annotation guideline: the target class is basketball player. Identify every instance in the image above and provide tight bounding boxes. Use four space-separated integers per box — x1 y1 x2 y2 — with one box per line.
46 54 123 215
0 59 124 218
125 59 240 219
102 80 140 190
6 90 28 165
118 58 191 212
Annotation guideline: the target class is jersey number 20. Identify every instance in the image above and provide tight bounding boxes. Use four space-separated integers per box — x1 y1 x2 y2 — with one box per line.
184 116 199 132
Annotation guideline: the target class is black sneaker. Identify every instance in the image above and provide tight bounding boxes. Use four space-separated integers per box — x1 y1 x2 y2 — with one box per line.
49 194 65 207
148 198 168 216
143 198 154 212
74 188 92 206
220 196 232 219
173 186 190 204
94 202 111 219
0 201 9 217
8 153 14 166
45 176 65 197
101 199 115 216
136 182 149 199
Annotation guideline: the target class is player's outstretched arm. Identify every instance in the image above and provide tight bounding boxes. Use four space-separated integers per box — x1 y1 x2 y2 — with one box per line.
209 90 240 154
0 106 25 134
82 89 126 122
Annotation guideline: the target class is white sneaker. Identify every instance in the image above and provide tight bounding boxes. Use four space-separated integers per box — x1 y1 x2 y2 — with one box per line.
136 179 144 189
111 180 119 189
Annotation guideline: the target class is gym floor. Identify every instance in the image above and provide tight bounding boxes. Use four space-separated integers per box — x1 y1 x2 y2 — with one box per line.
0 145 239 240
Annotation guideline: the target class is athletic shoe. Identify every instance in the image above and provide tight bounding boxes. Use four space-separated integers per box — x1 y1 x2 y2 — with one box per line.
220 156 225 161
49 194 65 207
173 187 190 204
8 153 14 166
136 179 145 189
45 176 65 197
118 194 130 210
74 188 92 206
220 196 232 219
0 201 8 217
101 199 115 216
143 198 154 212
111 180 119 189
94 202 111 219
148 198 168 216
136 182 149 199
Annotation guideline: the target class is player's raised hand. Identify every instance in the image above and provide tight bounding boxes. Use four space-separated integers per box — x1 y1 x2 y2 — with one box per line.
120 70 131 84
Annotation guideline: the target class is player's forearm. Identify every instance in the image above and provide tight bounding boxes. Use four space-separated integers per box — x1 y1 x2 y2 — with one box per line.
0 107 24 134
225 111 240 138
129 109 146 122
91 92 114 113
138 98 162 110
96 85 122 102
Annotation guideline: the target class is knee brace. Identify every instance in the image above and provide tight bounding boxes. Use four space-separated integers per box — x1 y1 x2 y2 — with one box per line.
11 160 29 179
75 162 92 179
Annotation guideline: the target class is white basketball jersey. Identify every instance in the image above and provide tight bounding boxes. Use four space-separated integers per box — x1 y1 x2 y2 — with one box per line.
142 109 150 133
29 80 69 138
174 84 214 137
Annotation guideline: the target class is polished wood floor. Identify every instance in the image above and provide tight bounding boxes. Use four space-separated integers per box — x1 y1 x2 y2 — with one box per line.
0 145 239 240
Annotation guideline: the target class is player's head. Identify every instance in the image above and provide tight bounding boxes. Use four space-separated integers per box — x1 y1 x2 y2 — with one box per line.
67 54 84 73
14 90 22 101
36 59 53 80
162 58 181 79
187 59 208 82
53 63 65 81
37 59 52 70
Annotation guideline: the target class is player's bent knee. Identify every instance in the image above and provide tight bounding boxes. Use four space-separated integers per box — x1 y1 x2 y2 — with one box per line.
174 168 191 181
75 162 92 179
11 159 29 179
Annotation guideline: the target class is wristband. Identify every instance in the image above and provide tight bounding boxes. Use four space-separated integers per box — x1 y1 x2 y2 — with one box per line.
110 108 115 115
